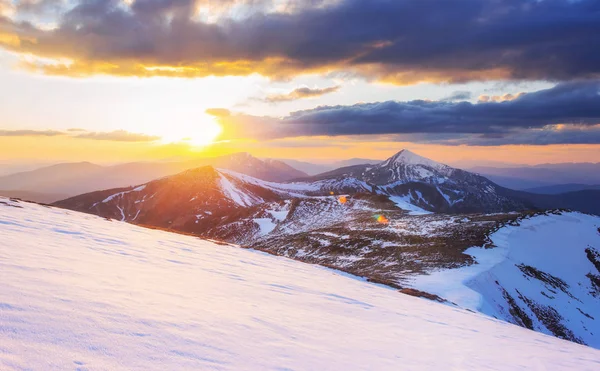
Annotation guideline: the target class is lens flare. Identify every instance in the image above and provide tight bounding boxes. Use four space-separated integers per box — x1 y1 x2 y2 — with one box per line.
376 215 389 224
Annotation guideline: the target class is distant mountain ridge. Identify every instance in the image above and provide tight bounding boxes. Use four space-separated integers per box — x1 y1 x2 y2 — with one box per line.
524 183 600 195
56 150 600 224
0 190 69 204
470 163 600 190
277 157 382 176
0 153 307 202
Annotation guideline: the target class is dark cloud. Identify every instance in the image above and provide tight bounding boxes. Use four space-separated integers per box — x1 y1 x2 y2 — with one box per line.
2 0 600 82
411 125 600 146
15 0 65 17
214 81 600 145
75 130 161 142
263 86 340 103
0 129 64 137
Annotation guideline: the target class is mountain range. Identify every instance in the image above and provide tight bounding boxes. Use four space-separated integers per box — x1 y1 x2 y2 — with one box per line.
276 158 382 176
55 149 538 220
23 149 600 348
0 153 306 203
470 163 600 190
524 184 600 195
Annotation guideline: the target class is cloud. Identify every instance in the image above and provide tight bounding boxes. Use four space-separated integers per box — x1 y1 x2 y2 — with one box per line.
263 85 340 102
478 92 526 103
205 108 231 117
1 0 600 83
440 91 472 102
0 128 161 142
0 0 13 16
419 125 600 146
0 129 64 136
75 130 161 142
213 81 600 145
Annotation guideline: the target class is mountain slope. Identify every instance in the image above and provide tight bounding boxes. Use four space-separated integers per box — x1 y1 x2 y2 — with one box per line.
2 197 600 370
54 166 379 244
54 166 284 230
409 211 600 347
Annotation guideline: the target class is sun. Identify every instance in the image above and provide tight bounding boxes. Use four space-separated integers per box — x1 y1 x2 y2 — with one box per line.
161 118 223 147
184 119 223 147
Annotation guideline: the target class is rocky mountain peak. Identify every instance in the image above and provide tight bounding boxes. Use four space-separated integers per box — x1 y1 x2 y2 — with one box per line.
384 149 448 171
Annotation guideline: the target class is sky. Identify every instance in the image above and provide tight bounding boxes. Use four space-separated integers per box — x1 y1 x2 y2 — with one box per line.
1 0 600 167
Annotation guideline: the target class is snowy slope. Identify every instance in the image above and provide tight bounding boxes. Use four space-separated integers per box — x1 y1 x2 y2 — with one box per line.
410 211 600 347
1 197 600 370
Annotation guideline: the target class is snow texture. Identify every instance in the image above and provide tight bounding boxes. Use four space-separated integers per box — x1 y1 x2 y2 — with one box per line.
102 185 146 203
1 198 600 370
254 217 277 235
218 173 262 206
410 212 600 348
389 195 432 215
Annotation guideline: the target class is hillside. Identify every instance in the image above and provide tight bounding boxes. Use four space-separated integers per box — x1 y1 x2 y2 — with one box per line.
409 211 600 347
2 197 600 370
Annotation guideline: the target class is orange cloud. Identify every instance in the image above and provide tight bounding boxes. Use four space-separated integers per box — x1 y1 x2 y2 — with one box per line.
478 92 527 103
263 85 341 102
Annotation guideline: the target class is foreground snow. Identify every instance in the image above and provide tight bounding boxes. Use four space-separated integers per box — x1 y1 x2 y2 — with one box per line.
1 198 599 370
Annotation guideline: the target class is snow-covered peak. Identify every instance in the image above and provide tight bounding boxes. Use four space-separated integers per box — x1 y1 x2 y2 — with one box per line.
385 149 449 170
